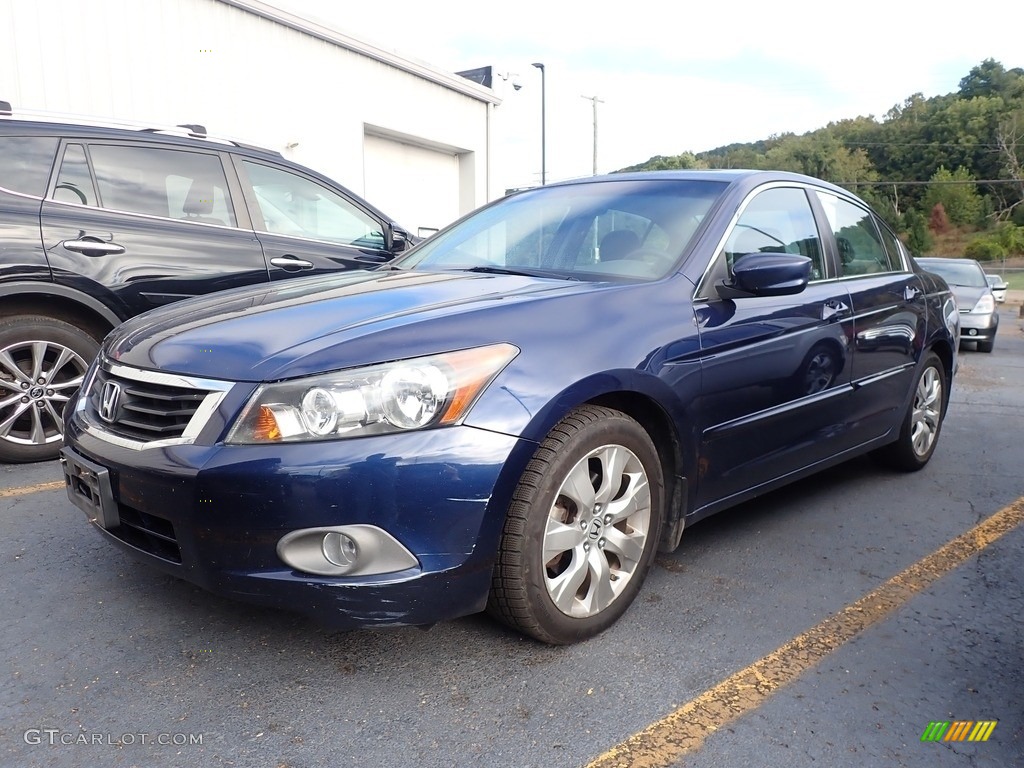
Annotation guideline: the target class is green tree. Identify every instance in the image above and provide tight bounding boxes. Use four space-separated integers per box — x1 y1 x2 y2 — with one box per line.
923 167 984 226
903 209 933 255
958 59 1024 100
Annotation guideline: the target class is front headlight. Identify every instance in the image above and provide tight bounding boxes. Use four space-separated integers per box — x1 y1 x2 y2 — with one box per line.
226 343 519 444
972 294 995 314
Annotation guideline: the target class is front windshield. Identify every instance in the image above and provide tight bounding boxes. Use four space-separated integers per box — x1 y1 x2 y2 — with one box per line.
920 260 988 288
395 179 728 281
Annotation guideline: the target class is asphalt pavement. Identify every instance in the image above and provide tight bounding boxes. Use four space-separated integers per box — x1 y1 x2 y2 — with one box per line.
1 304 1022 768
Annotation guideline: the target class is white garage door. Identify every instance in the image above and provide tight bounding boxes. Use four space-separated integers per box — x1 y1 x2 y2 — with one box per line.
363 134 460 237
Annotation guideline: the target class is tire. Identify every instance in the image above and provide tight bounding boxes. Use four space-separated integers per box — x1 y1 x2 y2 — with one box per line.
488 405 664 644
0 316 100 463
874 352 946 472
977 337 995 353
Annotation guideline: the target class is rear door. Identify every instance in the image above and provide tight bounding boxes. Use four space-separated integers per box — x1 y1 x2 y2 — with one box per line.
40 140 267 319
233 158 396 280
812 191 924 444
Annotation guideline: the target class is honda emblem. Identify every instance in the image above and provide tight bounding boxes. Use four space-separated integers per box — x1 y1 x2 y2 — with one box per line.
98 380 121 423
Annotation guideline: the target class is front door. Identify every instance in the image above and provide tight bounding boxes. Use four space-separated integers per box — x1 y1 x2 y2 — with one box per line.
234 159 396 281
690 185 856 509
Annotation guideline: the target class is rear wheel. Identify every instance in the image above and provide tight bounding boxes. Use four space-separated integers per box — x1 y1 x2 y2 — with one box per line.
488 405 664 644
0 316 100 463
874 352 946 472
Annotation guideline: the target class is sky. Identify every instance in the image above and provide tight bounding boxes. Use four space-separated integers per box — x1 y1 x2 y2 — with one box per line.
273 0 1023 190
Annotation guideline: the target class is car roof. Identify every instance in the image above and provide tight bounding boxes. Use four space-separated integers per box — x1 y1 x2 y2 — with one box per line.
917 257 983 267
545 168 859 198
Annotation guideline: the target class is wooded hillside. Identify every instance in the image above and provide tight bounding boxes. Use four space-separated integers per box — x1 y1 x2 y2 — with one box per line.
618 60 1024 259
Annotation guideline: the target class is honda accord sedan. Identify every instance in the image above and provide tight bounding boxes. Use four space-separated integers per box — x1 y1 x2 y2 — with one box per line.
61 170 959 645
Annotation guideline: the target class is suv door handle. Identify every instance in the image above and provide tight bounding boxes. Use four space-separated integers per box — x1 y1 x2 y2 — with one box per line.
269 255 314 270
822 300 850 321
63 239 125 255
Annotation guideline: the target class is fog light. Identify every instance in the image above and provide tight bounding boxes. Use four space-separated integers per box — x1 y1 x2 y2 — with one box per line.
277 524 418 577
322 531 358 567
968 328 978 336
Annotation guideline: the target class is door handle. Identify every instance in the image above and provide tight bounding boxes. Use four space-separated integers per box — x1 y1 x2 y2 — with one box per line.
269 255 314 270
63 239 125 255
822 300 850 321
904 285 922 301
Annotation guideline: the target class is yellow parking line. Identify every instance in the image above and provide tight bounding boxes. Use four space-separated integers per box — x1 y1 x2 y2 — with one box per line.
0 480 65 498
587 497 1024 768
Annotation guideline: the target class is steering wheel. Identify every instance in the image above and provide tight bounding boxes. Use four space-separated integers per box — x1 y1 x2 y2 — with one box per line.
54 183 88 205
629 248 674 271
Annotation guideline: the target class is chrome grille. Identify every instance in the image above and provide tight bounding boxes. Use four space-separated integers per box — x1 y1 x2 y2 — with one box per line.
79 362 233 449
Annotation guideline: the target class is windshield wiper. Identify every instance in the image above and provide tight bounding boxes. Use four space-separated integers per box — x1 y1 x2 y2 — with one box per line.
458 265 577 280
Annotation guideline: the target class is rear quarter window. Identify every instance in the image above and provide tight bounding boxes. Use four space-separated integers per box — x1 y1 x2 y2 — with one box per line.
0 136 59 196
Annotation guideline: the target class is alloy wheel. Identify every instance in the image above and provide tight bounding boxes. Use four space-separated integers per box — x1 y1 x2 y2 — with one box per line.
0 340 88 448
543 444 652 618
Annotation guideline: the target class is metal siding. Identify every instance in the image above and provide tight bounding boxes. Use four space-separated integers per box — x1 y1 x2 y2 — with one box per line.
363 134 461 235
0 0 490 221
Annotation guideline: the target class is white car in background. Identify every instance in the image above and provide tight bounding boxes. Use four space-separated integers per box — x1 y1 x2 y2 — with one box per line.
985 274 1008 303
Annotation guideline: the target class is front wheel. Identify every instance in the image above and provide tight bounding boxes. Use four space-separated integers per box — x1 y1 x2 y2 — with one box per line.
874 352 946 472
488 405 664 644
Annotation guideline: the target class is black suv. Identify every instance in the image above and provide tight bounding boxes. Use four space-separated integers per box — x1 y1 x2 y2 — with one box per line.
0 101 413 462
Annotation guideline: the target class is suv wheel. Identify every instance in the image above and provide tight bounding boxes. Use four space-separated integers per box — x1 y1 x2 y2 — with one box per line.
0 316 100 463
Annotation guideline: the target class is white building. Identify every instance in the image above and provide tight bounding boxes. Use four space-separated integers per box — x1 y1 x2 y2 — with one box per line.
0 0 501 235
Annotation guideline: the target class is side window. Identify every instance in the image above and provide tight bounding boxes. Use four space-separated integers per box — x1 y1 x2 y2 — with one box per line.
815 192 894 275
242 161 385 249
875 218 906 272
88 145 236 226
701 187 823 297
53 144 97 206
0 136 58 196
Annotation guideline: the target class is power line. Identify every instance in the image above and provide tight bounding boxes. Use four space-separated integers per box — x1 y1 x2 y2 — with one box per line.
840 179 1024 186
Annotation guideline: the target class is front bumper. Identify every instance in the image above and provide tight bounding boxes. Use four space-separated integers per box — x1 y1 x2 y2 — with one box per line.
958 311 998 341
62 416 532 628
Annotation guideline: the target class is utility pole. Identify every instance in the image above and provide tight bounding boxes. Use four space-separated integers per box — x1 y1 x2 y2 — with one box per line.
581 95 604 175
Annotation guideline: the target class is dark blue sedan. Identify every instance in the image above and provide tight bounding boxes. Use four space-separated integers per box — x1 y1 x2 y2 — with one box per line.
60 171 959 644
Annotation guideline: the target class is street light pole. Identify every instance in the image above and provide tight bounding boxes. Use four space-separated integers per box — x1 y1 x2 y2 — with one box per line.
532 62 546 185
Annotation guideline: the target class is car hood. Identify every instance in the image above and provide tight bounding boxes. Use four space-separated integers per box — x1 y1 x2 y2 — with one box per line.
103 269 602 381
947 284 987 311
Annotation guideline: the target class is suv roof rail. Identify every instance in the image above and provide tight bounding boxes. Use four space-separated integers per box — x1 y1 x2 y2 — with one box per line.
139 124 208 139
0 104 279 155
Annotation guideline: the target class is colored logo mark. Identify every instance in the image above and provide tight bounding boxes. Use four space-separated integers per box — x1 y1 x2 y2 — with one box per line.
921 721 997 742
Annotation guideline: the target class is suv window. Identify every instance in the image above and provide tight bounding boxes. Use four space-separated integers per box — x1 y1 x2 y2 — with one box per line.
815 192 895 275
0 136 59 196
53 144 97 205
242 161 385 249
86 144 236 226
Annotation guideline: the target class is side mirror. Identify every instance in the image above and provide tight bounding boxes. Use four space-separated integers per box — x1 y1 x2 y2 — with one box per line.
389 225 411 254
716 252 812 300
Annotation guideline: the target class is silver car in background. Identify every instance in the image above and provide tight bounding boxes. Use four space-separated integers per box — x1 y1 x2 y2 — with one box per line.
917 258 998 353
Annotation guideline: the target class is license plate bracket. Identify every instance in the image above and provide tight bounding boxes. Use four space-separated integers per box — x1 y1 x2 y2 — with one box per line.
60 447 119 529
